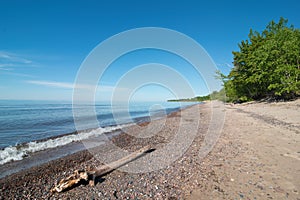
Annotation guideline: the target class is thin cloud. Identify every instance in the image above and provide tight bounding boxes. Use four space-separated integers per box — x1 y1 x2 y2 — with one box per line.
0 51 35 73
0 71 35 77
26 80 128 92
0 66 14 71
0 63 14 67
27 80 75 89
0 51 32 64
0 63 14 71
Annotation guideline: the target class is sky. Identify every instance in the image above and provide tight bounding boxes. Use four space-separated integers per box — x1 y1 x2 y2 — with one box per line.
0 0 299 101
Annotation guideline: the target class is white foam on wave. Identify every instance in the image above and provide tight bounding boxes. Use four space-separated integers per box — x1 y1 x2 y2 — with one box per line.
0 124 131 165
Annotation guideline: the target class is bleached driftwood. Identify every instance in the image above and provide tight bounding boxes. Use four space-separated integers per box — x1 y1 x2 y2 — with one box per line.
51 146 152 193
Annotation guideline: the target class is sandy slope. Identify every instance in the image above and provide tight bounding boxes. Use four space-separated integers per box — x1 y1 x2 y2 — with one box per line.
189 99 300 200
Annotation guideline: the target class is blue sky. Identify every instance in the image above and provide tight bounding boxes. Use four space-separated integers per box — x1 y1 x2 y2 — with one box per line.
0 0 299 101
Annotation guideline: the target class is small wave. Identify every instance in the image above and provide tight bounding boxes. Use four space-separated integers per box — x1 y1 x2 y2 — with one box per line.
0 124 131 165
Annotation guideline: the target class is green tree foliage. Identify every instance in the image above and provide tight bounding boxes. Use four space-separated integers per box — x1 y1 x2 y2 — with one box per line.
210 88 228 102
222 17 300 102
167 95 210 102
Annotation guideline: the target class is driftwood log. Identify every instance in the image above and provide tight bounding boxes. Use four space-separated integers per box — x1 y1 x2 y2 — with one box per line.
51 146 153 193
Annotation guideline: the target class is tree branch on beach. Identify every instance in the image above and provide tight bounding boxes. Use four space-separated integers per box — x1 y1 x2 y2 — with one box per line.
51 146 154 193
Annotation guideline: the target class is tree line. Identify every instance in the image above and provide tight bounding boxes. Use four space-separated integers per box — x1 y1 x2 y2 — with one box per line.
167 88 227 102
220 17 300 102
169 18 299 103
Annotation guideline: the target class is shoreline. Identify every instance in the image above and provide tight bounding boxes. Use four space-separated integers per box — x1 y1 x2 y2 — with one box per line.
1 100 299 199
0 103 199 178
0 102 206 199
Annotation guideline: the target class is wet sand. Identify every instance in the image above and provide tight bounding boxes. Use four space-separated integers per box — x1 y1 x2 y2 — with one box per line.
0 100 299 199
